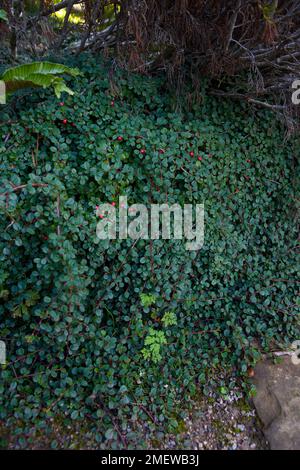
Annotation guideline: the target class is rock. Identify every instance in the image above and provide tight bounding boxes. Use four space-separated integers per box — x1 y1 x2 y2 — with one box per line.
252 357 300 450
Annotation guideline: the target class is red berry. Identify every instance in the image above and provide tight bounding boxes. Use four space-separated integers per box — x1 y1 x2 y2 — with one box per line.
117 136 123 141
140 149 146 155
198 156 202 161
189 151 194 157
59 102 64 107
111 100 115 107
246 159 251 163
111 202 116 206
62 119 68 125
159 149 165 154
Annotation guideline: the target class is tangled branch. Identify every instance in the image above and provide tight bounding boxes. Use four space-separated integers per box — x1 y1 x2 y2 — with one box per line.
119 0 300 130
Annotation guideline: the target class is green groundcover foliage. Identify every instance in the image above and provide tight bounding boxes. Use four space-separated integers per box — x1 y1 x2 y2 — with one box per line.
0 55 299 448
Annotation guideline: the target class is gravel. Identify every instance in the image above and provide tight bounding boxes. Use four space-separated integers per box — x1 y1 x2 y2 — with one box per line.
159 389 269 450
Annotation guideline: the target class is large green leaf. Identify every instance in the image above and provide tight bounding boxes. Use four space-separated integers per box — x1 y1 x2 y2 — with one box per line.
0 9 8 22
1 62 82 98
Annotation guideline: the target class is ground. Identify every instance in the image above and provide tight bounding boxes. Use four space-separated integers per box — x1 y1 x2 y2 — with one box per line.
1 385 268 450
4 357 300 450
159 389 268 450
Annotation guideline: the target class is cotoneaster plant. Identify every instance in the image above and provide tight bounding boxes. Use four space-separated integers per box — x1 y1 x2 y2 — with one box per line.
0 54 299 449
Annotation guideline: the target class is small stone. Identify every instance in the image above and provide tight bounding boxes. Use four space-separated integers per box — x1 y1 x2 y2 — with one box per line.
237 424 246 432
